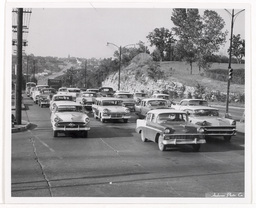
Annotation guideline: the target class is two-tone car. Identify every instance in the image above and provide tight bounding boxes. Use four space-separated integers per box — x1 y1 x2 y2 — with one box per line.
31 84 49 104
92 97 131 123
98 87 115 97
50 102 90 138
38 88 56 108
113 91 136 112
173 99 209 111
49 94 74 111
76 91 97 111
136 109 206 151
151 93 174 107
135 98 170 118
183 106 236 141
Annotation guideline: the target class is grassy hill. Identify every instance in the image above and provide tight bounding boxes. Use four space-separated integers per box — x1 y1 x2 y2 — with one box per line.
103 53 245 104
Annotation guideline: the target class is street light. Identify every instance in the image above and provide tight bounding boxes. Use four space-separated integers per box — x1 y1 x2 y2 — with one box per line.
107 42 137 90
224 9 245 116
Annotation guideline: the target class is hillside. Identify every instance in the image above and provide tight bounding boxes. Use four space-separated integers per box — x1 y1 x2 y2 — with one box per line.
102 53 245 101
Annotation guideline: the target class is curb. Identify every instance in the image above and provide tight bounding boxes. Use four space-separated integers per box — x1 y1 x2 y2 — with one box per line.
12 120 31 133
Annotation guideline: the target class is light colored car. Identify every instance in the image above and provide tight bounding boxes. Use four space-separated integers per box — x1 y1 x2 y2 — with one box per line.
67 88 81 101
113 91 136 112
92 97 131 123
173 99 209 111
49 94 74 111
50 102 90 138
25 82 36 97
183 106 236 141
32 85 49 104
133 92 148 103
76 91 97 111
57 87 68 94
136 109 206 151
135 98 170 118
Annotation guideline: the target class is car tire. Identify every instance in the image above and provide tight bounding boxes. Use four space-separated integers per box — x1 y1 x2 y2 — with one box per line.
192 144 201 152
82 131 88 138
53 131 58 137
140 130 148 142
224 136 231 142
158 135 166 151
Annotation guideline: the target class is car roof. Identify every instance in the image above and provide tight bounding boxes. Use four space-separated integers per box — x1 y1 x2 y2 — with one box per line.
115 91 132 94
95 97 122 101
182 106 218 110
55 102 81 107
141 98 167 101
148 109 185 115
53 94 73 97
153 93 169 96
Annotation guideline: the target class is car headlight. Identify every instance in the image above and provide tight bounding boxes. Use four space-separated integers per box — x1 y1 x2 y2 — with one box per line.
54 116 62 122
164 128 173 134
197 127 205 133
103 109 109 114
84 117 90 124
125 108 130 113
196 121 208 126
231 120 236 125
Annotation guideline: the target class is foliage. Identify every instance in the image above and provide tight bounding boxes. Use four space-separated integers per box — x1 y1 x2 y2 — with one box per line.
147 62 164 81
193 83 206 99
146 27 175 61
171 9 228 74
228 34 245 63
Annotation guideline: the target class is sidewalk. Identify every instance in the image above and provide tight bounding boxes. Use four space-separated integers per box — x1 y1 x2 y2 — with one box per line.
12 104 31 133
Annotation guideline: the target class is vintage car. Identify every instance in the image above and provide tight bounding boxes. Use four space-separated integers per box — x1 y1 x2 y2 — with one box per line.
76 91 97 111
133 92 148 103
173 99 209 111
113 91 136 112
92 97 131 123
135 98 170 118
38 88 56 108
87 88 99 93
183 106 236 141
50 102 90 138
97 87 115 97
32 84 49 104
25 82 36 97
57 87 68 94
151 93 174 107
67 88 81 101
136 109 206 151
49 94 74 111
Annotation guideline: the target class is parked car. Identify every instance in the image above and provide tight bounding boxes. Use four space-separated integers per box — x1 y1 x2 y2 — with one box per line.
135 98 170 118
76 91 97 111
38 88 56 108
133 92 148 103
92 97 131 123
173 99 209 111
183 106 236 141
113 91 136 112
151 93 174 107
32 85 49 104
136 109 206 151
25 82 36 97
50 102 90 138
98 87 115 97
49 94 74 111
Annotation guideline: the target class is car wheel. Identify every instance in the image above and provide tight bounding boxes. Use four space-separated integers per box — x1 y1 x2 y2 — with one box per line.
192 144 201 152
224 136 231 142
123 119 128 123
53 131 58 137
140 130 148 142
158 135 166 151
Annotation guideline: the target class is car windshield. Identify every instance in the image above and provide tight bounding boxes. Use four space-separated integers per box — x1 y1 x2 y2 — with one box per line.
194 109 219 116
189 100 208 106
116 94 133 98
148 100 167 106
156 113 187 123
57 105 82 112
59 88 67 92
42 89 56 94
54 96 73 101
101 88 113 92
68 89 80 93
102 100 122 106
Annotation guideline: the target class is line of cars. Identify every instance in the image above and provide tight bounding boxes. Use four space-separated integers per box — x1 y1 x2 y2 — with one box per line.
27 84 237 152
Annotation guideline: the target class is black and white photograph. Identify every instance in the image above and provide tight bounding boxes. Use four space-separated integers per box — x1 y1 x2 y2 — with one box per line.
1 0 255 207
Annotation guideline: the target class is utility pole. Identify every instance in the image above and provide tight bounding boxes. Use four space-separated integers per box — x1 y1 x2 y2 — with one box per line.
15 8 23 124
26 55 29 83
224 9 245 116
84 60 87 88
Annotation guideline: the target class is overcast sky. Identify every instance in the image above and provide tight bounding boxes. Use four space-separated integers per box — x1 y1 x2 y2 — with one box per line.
17 7 245 59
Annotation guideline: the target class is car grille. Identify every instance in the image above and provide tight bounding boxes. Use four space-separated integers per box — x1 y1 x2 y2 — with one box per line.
110 113 124 118
57 122 86 128
168 135 196 140
203 126 236 135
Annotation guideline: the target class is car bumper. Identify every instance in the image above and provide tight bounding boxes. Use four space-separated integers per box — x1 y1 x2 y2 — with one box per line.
163 138 206 145
53 126 90 131
102 115 131 120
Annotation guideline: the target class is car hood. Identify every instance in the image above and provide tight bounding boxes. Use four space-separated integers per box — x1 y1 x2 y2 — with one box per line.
100 106 128 113
55 112 87 122
190 116 231 126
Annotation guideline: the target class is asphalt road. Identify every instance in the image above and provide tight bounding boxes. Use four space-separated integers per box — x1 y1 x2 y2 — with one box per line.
11 96 245 199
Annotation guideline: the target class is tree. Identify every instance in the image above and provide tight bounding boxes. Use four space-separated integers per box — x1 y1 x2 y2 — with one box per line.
228 34 245 63
146 27 175 61
171 9 227 74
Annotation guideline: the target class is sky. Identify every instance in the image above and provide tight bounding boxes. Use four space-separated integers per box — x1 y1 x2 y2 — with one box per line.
12 6 246 59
